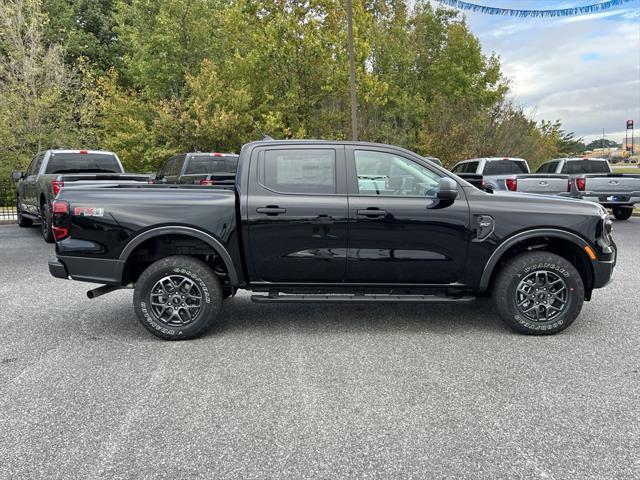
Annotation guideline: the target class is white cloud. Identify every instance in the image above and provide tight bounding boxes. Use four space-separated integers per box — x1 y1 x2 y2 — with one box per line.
426 0 640 138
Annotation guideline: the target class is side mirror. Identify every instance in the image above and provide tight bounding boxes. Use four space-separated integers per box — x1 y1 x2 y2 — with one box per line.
11 171 24 181
436 177 458 200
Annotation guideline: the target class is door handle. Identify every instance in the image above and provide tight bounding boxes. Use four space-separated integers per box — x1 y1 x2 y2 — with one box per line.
357 208 387 217
256 206 286 216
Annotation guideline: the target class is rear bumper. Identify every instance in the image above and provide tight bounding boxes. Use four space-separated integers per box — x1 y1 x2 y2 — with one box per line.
48 257 69 279
582 193 640 206
48 255 124 284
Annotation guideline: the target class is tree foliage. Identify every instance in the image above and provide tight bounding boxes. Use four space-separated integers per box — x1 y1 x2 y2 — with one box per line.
1 0 579 175
0 0 84 175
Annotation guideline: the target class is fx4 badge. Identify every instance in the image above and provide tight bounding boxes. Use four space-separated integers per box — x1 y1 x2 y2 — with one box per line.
74 207 104 217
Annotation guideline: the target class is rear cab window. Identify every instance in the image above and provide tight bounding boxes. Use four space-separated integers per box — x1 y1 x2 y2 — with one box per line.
452 161 479 174
483 159 528 175
45 152 122 174
261 149 336 195
561 160 611 174
185 154 239 175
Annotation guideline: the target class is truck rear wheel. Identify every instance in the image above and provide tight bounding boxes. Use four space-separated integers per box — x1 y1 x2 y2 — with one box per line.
492 251 584 335
612 206 632 220
40 201 55 243
133 255 223 340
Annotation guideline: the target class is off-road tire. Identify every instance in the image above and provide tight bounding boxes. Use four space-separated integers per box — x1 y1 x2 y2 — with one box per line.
612 207 632 221
40 201 54 243
493 251 584 335
133 255 222 340
16 196 33 227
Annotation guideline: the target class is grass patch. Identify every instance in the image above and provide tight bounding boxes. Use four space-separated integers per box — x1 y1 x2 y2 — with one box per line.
610 166 640 174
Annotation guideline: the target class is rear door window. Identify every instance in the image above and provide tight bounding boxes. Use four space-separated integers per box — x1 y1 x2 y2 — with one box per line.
538 161 559 173
261 149 336 194
160 156 176 177
45 153 121 174
185 155 239 174
464 161 479 173
561 160 610 174
27 154 44 176
483 160 528 175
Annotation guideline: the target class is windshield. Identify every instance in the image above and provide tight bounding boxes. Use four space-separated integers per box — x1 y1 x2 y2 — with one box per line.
45 153 121 174
483 160 528 175
185 155 238 174
561 160 610 174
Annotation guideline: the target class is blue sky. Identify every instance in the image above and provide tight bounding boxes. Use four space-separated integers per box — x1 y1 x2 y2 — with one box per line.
425 0 640 143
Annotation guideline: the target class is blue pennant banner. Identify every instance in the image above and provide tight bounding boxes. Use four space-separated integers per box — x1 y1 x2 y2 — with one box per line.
434 0 635 17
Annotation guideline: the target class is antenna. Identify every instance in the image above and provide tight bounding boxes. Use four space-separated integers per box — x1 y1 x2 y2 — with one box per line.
253 122 274 141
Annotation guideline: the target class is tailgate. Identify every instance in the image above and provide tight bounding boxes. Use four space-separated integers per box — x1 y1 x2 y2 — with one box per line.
584 174 640 193
59 173 151 183
516 174 569 194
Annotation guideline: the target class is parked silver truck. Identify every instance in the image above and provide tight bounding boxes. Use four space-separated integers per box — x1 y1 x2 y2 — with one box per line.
536 158 640 220
451 157 570 195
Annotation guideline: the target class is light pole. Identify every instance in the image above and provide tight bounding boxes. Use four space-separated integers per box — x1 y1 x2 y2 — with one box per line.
346 0 358 141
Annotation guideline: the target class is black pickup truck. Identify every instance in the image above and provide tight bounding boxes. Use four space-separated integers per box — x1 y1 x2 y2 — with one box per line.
12 149 150 242
48 140 616 339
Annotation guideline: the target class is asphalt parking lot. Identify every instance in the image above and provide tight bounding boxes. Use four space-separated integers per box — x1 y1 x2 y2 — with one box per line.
0 221 638 479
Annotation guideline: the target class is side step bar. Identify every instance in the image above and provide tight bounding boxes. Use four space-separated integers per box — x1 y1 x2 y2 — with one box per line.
251 293 475 304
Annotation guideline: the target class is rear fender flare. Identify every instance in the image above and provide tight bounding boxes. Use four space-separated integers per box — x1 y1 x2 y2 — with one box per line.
479 228 593 291
118 226 239 287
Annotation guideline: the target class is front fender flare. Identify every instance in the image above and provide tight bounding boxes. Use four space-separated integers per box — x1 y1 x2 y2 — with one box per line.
478 228 593 291
117 226 239 287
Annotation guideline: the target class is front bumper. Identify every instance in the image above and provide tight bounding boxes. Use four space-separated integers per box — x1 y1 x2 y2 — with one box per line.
593 246 616 289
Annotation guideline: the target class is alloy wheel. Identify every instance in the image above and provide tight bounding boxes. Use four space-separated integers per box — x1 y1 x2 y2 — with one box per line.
515 270 569 323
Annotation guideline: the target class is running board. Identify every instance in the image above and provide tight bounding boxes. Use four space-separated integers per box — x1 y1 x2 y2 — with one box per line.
251 293 475 304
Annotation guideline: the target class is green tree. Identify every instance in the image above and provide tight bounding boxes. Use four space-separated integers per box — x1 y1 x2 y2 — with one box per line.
114 0 226 96
0 0 82 176
42 0 122 74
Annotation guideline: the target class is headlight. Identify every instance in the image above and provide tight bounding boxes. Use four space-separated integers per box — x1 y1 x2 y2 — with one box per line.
596 213 614 254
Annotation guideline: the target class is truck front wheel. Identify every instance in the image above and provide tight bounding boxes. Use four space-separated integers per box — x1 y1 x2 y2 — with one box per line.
492 251 584 335
133 255 223 340
16 195 33 227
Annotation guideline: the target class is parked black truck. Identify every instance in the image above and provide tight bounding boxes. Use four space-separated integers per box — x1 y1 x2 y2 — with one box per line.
156 152 239 185
12 149 150 242
48 140 616 339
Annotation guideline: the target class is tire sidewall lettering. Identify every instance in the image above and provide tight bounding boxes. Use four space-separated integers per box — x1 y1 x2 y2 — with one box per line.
523 262 570 278
172 267 211 304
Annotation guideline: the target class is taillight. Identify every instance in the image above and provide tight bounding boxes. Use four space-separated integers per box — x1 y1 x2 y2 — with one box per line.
505 178 517 191
51 180 64 197
51 200 69 241
200 179 214 186
576 177 586 191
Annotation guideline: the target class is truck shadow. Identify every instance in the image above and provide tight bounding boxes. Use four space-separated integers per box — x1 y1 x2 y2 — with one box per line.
210 295 508 337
